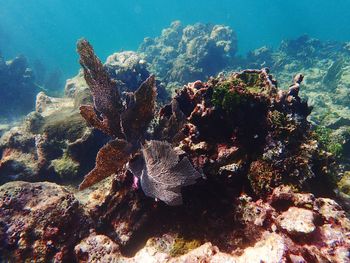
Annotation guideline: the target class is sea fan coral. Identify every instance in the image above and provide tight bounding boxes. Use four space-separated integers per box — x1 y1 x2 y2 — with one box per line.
77 39 123 138
140 140 201 206
77 39 157 190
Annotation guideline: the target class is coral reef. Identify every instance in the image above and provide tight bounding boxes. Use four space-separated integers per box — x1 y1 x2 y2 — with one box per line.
139 21 237 93
155 68 331 196
71 41 341 261
1 26 350 263
0 54 39 120
243 35 350 205
245 35 350 165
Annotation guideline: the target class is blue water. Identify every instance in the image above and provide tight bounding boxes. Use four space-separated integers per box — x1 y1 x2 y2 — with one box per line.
1 0 350 80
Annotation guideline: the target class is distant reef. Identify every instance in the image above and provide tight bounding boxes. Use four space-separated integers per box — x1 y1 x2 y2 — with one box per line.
0 54 39 120
139 21 237 94
0 22 350 262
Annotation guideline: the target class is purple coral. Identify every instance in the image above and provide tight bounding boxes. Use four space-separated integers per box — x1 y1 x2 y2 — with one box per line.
139 140 201 206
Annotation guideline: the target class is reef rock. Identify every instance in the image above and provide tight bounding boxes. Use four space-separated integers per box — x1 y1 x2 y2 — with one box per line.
105 51 150 93
277 207 316 236
0 55 39 120
74 233 121 262
0 181 90 262
73 185 350 262
0 90 105 185
139 21 237 92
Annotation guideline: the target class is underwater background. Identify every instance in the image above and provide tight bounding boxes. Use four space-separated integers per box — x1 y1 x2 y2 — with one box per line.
1 0 350 80
1 1 350 262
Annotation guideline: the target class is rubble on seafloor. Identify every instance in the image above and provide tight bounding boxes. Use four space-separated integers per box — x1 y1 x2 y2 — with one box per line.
1 22 350 262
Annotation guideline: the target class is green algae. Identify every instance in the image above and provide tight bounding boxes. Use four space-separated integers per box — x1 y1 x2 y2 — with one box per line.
238 72 260 86
51 153 79 179
338 171 350 196
246 86 261 94
169 237 201 257
41 110 87 142
212 83 248 113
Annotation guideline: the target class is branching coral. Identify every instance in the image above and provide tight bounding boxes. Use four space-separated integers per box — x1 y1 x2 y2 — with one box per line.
77 39 157 190
77 40 200 205
77 39 124 138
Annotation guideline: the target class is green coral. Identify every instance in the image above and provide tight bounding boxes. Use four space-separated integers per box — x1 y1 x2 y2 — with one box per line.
314 126 344 157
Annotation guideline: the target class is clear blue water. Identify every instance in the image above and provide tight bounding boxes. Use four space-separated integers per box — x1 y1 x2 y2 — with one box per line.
1 0 350 80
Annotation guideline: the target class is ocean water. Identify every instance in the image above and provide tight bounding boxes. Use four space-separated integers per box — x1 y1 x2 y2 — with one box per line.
1 0 350 80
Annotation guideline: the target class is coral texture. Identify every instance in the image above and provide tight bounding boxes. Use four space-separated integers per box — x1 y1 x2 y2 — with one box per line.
0 181 90 262
74 186 350 262
0 93 104 184
2 24 350 263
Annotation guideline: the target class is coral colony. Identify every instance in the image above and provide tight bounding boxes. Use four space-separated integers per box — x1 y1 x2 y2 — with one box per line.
0 22 350 262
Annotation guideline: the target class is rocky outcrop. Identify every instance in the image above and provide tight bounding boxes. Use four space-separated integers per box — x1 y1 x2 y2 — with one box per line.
0 90 105 185
0 181 90 262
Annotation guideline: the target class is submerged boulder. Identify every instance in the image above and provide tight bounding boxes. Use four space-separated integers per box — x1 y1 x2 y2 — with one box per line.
0 91 106 185
73 185 350 262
